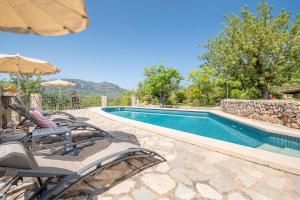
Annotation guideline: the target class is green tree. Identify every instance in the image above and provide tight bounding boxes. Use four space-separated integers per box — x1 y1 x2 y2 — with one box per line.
119 91 133 106
201 2 300 99
0 79 7 93
80 94 101 108
289 71 300 85
42 90 70 110
10 75 43 96
142 64 183 105
186 85 200 105
175 90 187 104
188 66 222 105
108 91 134 106
136 82 149 103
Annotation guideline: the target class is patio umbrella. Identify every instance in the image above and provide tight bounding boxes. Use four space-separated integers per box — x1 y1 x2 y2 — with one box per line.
0 54 60 97
41 79 75 109
41 79 75 87
0 0 89 36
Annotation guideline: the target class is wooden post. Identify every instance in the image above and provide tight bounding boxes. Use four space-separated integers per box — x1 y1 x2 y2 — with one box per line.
1 92 22 128
101 96 107 107
131 95 138 107
10 94 19 122
30 93 42 110
0 94 2 130
2 96 11 127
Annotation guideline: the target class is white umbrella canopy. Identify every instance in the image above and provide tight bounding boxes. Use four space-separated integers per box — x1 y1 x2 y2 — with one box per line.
42 79 75 110
0 54 60 97
0 0 89 36
41 79 75 87
0 54 61 75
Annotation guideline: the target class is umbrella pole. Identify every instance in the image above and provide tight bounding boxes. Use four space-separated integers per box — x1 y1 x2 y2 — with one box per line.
59 87 61 110
17 56 21 102
17 73 21 97
26 76 29 96
25 76 30 108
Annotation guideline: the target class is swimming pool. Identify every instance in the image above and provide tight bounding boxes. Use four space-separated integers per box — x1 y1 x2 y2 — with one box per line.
103 107 300 158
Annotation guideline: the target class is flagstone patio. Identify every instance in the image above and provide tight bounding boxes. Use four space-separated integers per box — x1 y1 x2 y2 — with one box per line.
65 108 300 200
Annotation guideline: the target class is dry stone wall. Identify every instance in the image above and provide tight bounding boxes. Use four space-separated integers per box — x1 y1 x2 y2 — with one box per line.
221 99 300 129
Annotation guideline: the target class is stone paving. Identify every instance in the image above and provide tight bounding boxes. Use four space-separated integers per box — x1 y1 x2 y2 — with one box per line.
65 109 300 200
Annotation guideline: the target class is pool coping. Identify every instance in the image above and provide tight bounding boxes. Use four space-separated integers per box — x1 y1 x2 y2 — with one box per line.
90 106 300 176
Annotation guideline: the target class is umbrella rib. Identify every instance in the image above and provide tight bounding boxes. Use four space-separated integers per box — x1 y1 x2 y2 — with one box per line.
0 58 15 66
27 0 67 31
40 64 60 74
0 58 19 73
8 0 68 33
6 0 31 30
48 0 88 19
4 0 88 36
27 0 86 32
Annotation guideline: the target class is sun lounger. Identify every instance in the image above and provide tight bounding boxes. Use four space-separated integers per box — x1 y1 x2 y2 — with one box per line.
0 132 28 143
13 96 78 121
9 101 79 127
0 103 111 147
8 103 111 138
0 126 73 151
0 139 165 200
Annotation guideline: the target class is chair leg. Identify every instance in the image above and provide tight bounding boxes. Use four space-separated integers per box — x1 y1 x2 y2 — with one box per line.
0 177 23 200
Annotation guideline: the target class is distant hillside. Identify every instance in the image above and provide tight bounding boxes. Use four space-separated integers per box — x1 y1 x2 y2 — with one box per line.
44 79 127 98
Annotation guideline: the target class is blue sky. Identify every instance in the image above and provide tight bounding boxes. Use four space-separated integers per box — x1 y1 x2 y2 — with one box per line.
1 0 299 89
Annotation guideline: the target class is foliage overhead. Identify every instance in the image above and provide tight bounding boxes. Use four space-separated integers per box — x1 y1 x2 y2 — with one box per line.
142 64 183 104
201 2 300 99
107 90 135 106
188 66 222 105
9 75 44 96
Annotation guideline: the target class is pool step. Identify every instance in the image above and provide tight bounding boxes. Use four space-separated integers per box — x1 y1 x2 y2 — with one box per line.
258 144 300 158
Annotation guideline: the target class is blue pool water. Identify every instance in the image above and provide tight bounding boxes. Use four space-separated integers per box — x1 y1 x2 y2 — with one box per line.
103 107 300 157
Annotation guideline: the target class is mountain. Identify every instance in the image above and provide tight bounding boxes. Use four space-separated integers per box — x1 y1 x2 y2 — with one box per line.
45 79 127 98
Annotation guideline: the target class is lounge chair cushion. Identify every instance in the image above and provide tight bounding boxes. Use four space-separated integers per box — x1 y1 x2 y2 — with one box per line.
30 109 58 128
0 142 32 169
33 108 47 116
33 139 139 173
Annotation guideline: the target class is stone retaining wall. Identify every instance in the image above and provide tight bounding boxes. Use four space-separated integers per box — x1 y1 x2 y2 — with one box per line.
221 99 300 129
